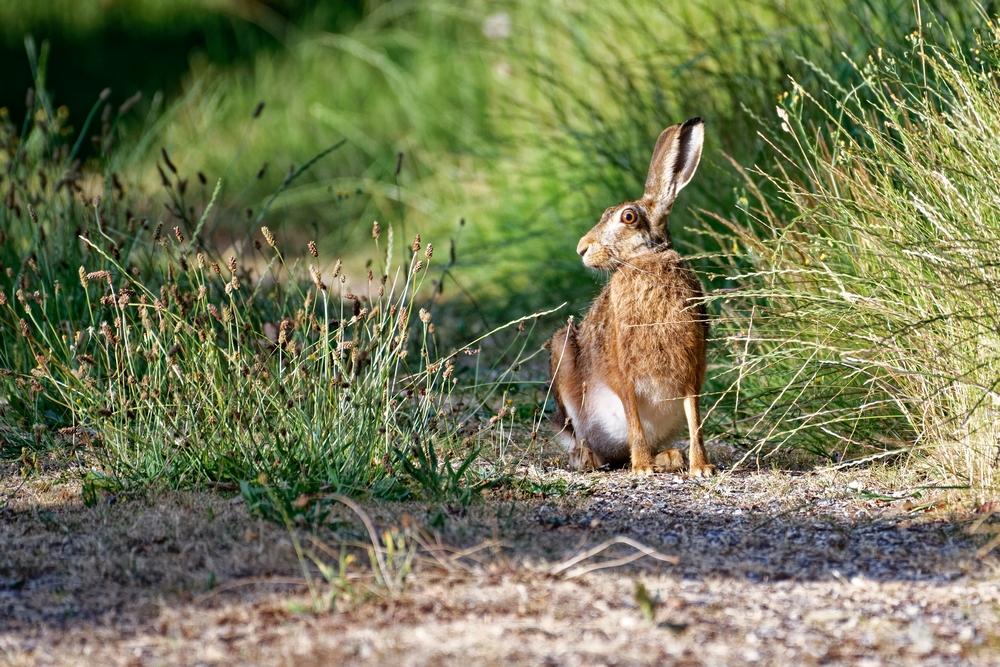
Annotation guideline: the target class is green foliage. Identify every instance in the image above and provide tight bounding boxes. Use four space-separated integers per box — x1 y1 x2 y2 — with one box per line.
396 438 485 505
0 78 534 504
466 0 988 310
148 1 498 254
3 0 998 492
707 19 1000 487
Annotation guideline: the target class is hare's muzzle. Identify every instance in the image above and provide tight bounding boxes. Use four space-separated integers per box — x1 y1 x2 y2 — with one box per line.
576 238 590 258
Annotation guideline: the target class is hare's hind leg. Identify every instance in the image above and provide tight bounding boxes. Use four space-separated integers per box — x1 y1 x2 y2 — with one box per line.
654 448 685 472
683 394 716 477
548 324 578 450
568 438 603 471
549 324 603 471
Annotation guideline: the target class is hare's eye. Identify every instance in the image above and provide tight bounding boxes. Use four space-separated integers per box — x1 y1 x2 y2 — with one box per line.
621 208 638 225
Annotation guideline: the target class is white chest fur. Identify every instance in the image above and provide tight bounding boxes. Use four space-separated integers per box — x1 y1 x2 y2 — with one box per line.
566 378 685 459
635 377 686 442
581 380 628 445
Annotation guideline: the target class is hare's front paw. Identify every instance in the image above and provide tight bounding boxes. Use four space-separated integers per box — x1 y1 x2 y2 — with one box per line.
654 449 685 472
569 441 602 472
689 463 717 478
630 451 656 475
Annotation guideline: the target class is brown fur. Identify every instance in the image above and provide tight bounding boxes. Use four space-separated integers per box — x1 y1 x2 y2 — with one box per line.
548 118 715 476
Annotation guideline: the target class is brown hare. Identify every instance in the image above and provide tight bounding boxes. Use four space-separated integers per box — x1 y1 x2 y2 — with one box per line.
548 117 714 476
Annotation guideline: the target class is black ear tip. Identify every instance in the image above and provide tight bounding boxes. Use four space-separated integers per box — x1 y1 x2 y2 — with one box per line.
683 116 704 128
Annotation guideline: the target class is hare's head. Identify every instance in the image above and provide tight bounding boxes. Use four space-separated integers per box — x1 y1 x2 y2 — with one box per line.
577 117 704 270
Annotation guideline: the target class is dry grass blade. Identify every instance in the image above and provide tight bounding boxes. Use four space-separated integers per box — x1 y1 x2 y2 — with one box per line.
327 493 399 593
411 534 502 573
549 536 679 580
192 577 310 606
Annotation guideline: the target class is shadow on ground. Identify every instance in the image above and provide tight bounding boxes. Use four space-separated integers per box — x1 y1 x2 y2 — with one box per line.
1 466 994 640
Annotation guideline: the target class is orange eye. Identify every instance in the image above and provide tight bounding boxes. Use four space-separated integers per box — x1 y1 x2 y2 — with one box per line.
621 208 638 225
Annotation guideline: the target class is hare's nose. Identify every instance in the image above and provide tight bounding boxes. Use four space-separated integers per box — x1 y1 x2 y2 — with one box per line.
576 239 590 257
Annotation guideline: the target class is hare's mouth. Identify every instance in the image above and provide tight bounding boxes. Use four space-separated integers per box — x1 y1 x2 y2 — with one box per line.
580 246 609 270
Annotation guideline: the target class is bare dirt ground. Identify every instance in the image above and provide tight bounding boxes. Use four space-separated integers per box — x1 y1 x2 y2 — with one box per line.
2 454 999 666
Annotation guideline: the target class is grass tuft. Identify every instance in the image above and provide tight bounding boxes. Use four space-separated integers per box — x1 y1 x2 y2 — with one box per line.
0 72 551 506
705 18 1000 488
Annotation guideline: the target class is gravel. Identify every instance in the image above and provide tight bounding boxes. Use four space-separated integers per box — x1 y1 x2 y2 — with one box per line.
2 463 998 666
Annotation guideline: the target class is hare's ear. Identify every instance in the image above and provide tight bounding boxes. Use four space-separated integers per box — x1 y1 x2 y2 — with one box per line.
643 117 704 222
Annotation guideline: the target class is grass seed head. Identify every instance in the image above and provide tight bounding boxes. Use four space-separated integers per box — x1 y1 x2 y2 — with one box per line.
309 264 327 291
161 147 178 175
278 319 293 346
308 240 318 257
99 321 117 346
86 270 112 284
261 226 276 248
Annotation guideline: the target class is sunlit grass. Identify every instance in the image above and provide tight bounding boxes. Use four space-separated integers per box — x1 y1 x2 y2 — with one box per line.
146 1 497 256
0 88 550 506
0 0 229 33
2 0 997 494
466 0 987 310
705 18 1000 488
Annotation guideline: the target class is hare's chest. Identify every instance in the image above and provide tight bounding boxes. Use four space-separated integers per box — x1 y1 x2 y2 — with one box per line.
607 281 697 372
634 377 687 444
634 376 684 400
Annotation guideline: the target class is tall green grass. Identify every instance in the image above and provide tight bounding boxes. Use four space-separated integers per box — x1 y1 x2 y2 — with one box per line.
461 0 997 488
469 0 988 309
9 1 986 310
0 85 546 505
4 1 997 490
706 18 1000 488
147 1 496 254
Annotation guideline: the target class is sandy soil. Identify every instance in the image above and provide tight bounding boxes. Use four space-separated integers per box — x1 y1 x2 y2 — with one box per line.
2 460 998 666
